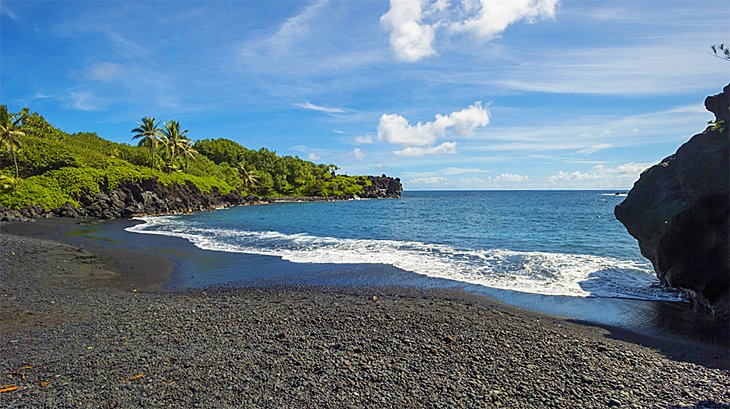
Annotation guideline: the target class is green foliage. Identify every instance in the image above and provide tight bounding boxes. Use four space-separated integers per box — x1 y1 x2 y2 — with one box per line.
195 138 249 164
0 108 371 211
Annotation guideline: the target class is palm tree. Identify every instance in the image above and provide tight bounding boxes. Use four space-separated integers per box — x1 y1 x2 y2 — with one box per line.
0 105 25 178
161 120 189 167
179 139 198 172
238 164 259 191
131 116 162 169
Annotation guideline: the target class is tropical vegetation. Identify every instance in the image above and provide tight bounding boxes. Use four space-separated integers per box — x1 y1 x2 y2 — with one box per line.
0 107 372 210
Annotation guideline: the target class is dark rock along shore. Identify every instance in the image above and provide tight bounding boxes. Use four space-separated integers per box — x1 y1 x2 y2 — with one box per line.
0 175 403 223
1 233 729 407
615 84 730 320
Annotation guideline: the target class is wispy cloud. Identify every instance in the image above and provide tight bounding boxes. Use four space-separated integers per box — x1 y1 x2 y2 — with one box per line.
0 1 18 20
464 104 711 153
576 143 612 155
497 37 728 95
85 62 124 81
64 91 103 111
294 101 346 113
441 167 490 175
393 141 457 157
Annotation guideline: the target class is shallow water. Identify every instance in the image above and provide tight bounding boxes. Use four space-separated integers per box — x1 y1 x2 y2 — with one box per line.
127 190 682 302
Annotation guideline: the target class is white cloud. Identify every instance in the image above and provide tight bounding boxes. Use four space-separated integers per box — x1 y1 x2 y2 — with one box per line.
268 0 329 49
332 130 345 134
86 62 124 81
377 101 489 146
0 2 19 20
491 173 530 182
496 36 728 95
441 167 489 175
576 143 612 155
308 153 321 161
393 141 457 157
380 0 436 62
381 0 559 62
459 173 530 186
547 162 652 188
353 148 365 160
450 0 559 40
355 134 374 144
294 101 346 113
65 91 102 111
409 176 448 184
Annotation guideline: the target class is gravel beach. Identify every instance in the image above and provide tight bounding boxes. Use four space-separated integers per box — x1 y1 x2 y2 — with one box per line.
1 232 729 408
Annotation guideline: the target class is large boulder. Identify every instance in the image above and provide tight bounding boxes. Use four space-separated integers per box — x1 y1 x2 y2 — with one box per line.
615 84 730 319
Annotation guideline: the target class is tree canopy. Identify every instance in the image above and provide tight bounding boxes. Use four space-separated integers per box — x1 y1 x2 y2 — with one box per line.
0 109 372 210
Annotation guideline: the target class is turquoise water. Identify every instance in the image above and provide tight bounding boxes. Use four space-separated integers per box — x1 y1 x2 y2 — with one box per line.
128 191 681 301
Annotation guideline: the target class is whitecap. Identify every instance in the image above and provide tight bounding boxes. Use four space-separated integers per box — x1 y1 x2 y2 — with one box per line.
126 216 681 302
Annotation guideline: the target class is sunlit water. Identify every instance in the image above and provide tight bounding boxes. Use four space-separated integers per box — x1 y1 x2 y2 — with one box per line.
127 191 681 302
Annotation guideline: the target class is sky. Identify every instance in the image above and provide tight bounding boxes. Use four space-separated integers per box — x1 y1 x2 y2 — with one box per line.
1 0 728 190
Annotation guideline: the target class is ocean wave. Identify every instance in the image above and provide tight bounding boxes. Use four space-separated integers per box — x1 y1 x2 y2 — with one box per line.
602 193 628 197
127 216 681 301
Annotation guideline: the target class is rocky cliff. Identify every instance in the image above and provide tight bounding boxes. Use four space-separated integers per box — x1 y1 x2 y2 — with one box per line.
363 175 403 198
0 175 403 222
615 84 729 319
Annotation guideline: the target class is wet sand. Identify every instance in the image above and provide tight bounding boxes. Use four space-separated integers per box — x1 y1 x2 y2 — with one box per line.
1 220 729 407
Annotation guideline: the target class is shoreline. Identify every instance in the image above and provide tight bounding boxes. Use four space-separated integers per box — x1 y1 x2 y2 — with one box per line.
2 226 730 406
4 217 729 349
1 229 729 406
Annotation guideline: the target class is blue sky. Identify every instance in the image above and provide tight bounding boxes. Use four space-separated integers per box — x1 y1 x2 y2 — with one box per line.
1 0 727 190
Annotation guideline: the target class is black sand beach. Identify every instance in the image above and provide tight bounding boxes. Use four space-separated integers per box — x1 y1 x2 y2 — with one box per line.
1 220 729 408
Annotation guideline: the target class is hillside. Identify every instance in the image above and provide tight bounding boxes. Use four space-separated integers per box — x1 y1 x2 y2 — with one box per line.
0 108 399 216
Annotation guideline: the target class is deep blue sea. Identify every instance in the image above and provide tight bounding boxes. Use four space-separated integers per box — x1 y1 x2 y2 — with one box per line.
127 191 682 302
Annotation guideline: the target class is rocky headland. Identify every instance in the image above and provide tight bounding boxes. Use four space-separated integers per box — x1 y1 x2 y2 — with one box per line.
0 175 402 223
615 84 730 320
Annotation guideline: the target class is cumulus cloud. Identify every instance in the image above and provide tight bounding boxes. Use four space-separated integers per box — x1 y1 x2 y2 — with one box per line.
394 141 457 157
307 153 321 161
294 101 346 113
378 101 489 147
353 148 365 160
491 173 530 182
547 162 651 188
380 0 436 62
460 173 530 186
355 134 374 144
381 0 559 62
450 0 559 40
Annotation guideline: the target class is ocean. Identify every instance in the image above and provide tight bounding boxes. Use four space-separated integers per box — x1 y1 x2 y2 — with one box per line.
126 190 682 303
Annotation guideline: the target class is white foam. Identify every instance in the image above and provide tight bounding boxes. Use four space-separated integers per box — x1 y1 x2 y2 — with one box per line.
602 193 628 197
126 216 681 301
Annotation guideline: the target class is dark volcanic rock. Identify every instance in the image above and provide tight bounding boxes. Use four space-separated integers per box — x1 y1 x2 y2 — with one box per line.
363 174 403 198
615 84 730 318
4 173 402 223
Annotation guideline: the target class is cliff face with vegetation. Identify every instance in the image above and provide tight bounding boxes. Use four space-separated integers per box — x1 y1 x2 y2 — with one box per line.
0 110 401 221
615 84 729 319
